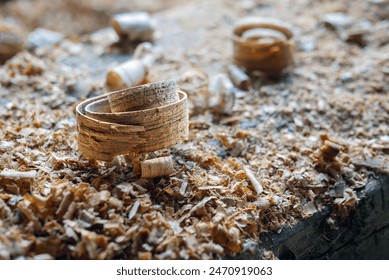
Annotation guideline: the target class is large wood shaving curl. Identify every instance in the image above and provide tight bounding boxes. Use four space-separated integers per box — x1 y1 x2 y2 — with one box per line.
76 80 189 161
232 17 294 75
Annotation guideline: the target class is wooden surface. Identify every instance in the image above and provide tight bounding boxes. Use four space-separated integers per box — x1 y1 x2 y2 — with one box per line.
0 0 388 259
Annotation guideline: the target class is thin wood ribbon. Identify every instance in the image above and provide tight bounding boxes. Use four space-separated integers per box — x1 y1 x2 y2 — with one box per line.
232 17 294 75
76 80 188 161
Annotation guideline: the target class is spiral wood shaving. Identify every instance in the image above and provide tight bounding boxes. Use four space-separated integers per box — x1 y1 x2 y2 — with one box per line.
0 30 23 63
232 17 294 75
76 80 188 161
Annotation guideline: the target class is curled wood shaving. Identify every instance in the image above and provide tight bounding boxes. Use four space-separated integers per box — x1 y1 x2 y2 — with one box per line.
227 64 250 90
232 17 294 75
107 43 157 91
0 28 23 63
112 12 155 42
76 80 189 161
141 156 174 179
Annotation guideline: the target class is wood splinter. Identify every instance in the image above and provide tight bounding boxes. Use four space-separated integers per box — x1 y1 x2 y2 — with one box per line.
244 166 264 194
